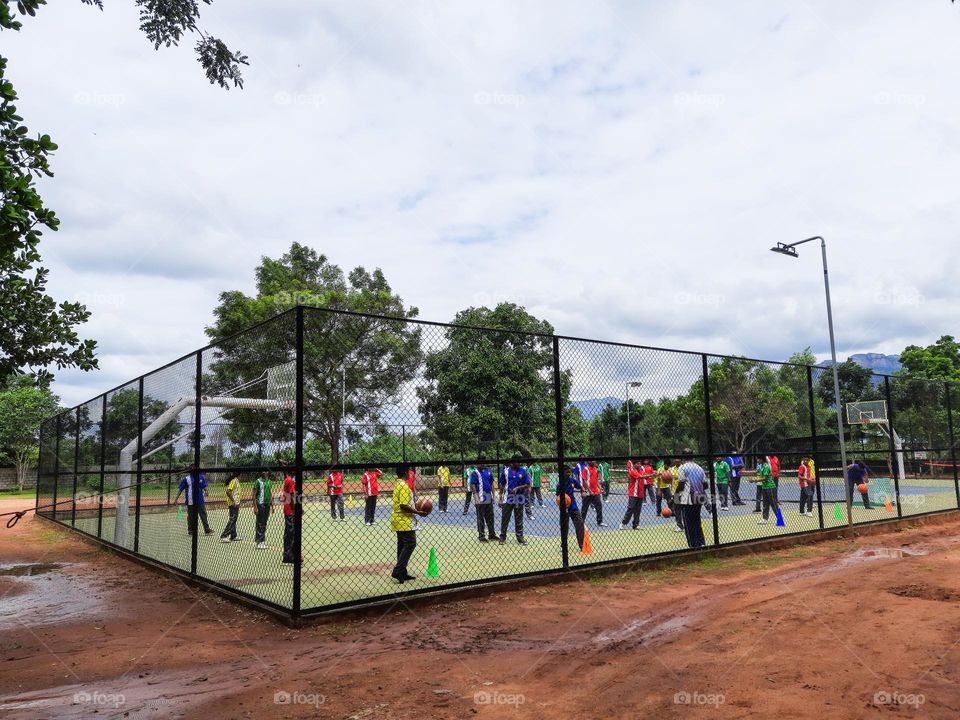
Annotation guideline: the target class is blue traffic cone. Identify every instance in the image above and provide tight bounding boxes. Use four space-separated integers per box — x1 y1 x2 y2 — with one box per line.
775 507 785 527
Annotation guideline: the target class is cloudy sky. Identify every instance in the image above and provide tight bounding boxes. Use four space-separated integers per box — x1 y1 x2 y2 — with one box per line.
7 1 960 407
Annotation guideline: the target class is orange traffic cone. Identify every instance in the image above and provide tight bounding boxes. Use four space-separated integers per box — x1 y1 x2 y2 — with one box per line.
581 527 593 555
885 496 893 513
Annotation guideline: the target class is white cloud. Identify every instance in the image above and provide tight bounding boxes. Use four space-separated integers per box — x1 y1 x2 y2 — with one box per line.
5 0 960 407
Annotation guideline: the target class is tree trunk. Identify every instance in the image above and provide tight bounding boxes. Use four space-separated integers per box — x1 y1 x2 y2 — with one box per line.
330 416 341 464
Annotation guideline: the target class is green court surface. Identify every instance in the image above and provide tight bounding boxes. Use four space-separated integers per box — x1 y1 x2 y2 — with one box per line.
71 482 959 610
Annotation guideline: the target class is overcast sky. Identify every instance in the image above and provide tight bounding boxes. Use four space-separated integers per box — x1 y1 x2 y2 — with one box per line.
7 1 960 407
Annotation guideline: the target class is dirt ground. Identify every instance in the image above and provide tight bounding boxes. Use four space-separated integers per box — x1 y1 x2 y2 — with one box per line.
2 497 960 719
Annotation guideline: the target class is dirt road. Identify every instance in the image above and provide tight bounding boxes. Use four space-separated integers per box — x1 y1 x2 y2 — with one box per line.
2 497 960 719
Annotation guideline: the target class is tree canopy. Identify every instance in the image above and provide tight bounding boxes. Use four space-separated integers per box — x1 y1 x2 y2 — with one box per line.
417 304 563 459
0 375 58 488
205 243 421 464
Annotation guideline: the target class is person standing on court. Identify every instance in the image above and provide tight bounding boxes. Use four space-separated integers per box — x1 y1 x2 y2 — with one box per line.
436 464 450 512
714 457 731 511
252 473 271 549
281 471 298 564
528 461 544 507
641 458 657 507
361 467 382 526
797 456 814 517
621 460 645 529
581 460 606 527
175 471 212 537
599 460 611 502
471 463 497 542
219 474 242 543
727 453 745 505
675 450 707 549
556 465 586 550
326 468 345 522
390 465 428 584
755 458 778 524
498 458 530 545
768 454 781 506
461 464 476 515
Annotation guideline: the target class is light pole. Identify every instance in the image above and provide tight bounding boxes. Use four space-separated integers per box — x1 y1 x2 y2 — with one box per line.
625 381 643 457
770 236 851 527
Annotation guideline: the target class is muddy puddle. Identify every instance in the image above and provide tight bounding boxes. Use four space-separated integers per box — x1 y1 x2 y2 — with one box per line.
0 562 105 629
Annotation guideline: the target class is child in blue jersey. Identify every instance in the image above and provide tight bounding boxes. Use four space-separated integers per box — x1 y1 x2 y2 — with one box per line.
471 463 497 542
727 454 745 506
498 458 530 545
556 465 585 549
175 472 212 536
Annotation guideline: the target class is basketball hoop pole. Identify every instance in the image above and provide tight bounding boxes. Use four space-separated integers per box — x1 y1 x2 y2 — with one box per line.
771 236 852 527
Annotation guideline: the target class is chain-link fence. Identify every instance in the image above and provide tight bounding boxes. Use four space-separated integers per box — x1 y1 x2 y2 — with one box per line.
35 307 960 619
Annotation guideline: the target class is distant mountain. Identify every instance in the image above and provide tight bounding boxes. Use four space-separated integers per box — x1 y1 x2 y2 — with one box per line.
569 396 621 420
850 353 901 375
818 353 901 376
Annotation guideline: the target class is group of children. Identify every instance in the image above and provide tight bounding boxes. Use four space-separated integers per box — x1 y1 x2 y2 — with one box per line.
172 451 879 586
174 470 299 564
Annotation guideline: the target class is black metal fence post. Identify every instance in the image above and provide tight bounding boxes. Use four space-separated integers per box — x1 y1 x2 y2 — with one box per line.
945 382 960 509
134 377 144 552
98 394 107 537
701 355 720 546
884 377 903 518
807 367 824 529
35 421 44 512
71 410 80 527
191 351 201 576
52 414 60 521
552 336 568 570
293 304 305 620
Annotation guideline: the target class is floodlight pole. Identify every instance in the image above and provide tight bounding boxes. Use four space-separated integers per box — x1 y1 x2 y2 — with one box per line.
771 236 851 527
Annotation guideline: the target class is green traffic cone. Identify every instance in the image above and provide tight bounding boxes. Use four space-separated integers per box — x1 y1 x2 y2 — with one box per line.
833 502 843 520
426 547 439 578
176 504 184 521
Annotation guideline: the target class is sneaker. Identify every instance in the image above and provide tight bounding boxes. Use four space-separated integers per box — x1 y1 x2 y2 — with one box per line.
517 539 528 545
256 542 267 549
233 537 241 541
204 529 214 535
488 536 497 542
674 526 684 533
498 539 506 545
219 537 231 543
619 523 627 530
599 523 608 527
365 522 372 526
752 509 761 513
479 537 488 543
721 506 729 511
758 519 768 525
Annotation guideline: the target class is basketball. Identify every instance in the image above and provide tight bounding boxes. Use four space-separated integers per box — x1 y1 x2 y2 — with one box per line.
555 494 571 508
415 497 433 515
661 507 673 518
661 470 673 481
857 483 868 494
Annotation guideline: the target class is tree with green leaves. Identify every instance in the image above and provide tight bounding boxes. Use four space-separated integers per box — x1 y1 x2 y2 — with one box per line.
899 336 960 383
891 336 960 451
815 359 878 408
694 357 798 454
0 375 59 489
206 243 422 464
417 304 563 459
1 0 246 385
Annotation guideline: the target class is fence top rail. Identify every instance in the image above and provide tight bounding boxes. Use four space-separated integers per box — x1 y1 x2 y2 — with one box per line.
43 304 930 424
